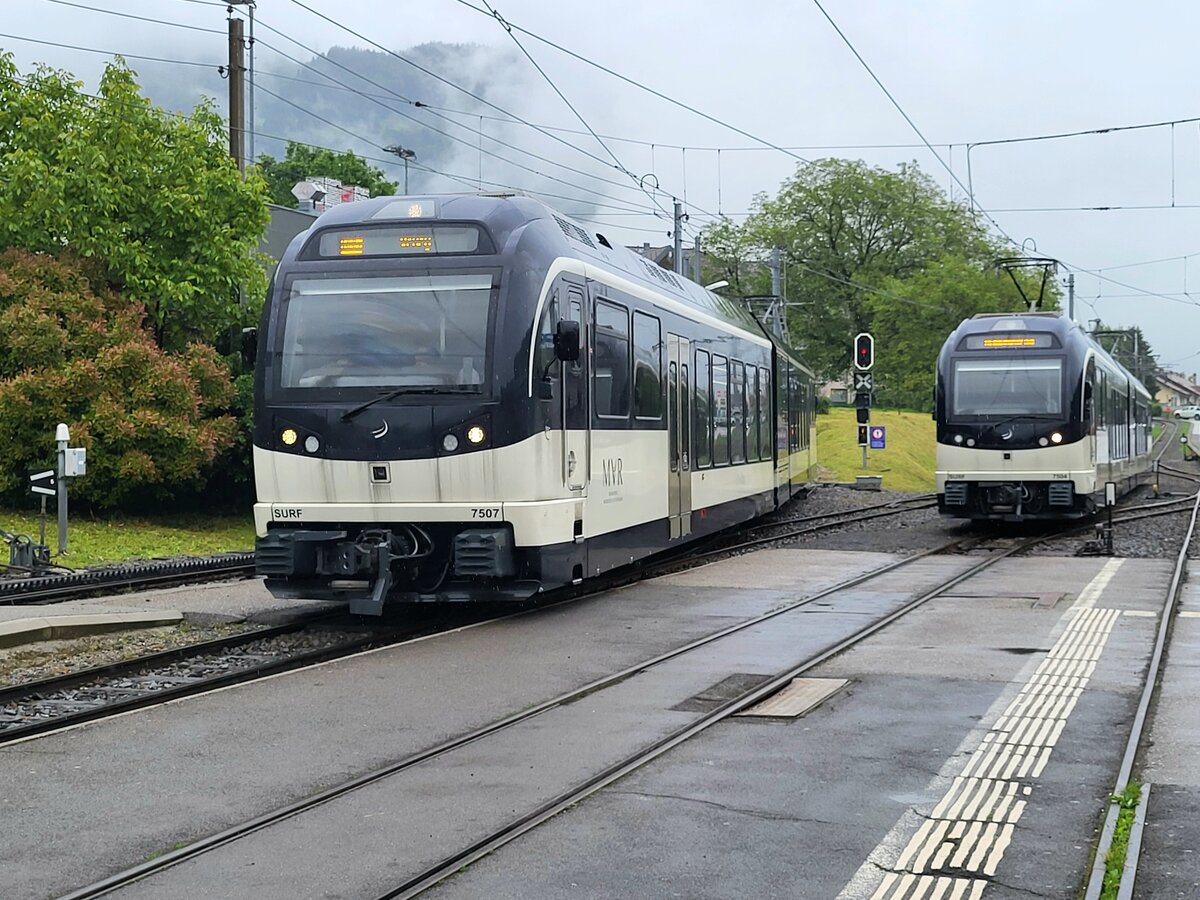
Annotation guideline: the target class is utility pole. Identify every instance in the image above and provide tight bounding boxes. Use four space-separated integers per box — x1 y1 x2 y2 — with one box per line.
1067 273 1075 321
673 200 684 275
692 235 701 282
227 16 246 172
769 248 783 336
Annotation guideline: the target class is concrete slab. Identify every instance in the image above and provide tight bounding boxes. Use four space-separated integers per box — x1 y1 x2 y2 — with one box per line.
0 577 336 635
415 556 1170 900
0 547 933 899
1134 582 1200 898
0 610 184 648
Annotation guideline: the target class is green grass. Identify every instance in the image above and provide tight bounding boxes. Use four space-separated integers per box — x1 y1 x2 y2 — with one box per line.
0 509 254 568
816 407 936 493
1100 782 1142 900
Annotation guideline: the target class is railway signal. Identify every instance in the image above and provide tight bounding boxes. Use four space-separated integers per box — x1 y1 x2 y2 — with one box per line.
854 333 874 370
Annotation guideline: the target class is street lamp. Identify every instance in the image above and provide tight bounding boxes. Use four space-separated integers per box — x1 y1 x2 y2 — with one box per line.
384 145 416 193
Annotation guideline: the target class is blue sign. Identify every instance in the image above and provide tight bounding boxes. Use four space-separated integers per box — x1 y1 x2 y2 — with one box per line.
869 426 886 449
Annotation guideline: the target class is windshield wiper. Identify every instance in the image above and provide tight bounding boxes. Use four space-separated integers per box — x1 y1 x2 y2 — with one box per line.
341 386 480 422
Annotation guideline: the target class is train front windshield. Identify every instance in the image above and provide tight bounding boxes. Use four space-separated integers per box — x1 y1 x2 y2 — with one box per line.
951 357 1063 418
278 273 494 390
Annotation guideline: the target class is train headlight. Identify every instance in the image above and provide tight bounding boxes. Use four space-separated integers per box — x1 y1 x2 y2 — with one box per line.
966 438 976 447
1051 432 1064 444
953 434 963 444
304 435 320 453
1039 437 1049 447
281 428 298 446
442 433 460 452
467 425 486 444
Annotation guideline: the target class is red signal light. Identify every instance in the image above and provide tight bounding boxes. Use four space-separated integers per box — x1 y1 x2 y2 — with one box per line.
854 333 874 370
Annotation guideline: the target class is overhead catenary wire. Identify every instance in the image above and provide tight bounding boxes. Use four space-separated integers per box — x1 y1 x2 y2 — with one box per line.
37 0 225 35
248 21 664 210
449 0 812 166
20 0 669 215
473 0 669 218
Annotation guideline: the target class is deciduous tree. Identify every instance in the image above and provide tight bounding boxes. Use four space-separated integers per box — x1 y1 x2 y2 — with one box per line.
0 55 270 349
256 141 397 207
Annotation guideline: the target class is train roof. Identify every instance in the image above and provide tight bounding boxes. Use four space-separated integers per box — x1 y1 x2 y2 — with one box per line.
290 193 808 368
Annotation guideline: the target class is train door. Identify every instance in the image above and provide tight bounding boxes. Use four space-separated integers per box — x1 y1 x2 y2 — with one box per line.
667 334 692 538
563 285 589 492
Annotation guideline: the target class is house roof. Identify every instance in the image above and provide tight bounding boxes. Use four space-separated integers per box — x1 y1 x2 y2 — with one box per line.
1158 371 1200 397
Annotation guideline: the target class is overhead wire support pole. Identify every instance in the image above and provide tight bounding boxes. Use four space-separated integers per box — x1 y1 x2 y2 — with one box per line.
674 200 684 275
227 14 245 172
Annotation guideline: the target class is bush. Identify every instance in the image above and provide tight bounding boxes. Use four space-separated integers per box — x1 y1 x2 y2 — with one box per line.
0 250 238 510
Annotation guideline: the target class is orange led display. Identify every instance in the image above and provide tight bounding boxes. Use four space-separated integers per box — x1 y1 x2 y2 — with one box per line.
338 237 365 256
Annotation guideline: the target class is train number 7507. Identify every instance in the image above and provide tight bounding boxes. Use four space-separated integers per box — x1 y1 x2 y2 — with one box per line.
471 507 501 519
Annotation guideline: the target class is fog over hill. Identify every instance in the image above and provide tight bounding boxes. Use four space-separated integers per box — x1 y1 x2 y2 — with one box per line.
130 40 618 216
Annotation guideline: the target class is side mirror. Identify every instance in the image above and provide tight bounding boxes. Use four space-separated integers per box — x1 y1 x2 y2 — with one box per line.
554 319 581 362
241 327 258 369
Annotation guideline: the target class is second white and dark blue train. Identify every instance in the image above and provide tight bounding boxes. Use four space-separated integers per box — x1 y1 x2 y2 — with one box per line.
252 194 817 613
935 312 1153 521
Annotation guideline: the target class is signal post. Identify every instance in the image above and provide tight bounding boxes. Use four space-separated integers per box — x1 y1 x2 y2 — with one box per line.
854 333 874 469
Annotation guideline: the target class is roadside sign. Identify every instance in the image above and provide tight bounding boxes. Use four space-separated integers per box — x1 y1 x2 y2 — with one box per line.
869 426 886 450
853 372 873 392
29 470 56 497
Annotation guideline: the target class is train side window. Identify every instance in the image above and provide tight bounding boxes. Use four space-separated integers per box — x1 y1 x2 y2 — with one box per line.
668 361 678 470
594 300 630 419
567 293 585 377
694 350 711 468
747 366 759 462
731 361 746 463
778 361 790 456
713 355 730 465
759 367 772 460
534 292 561 386
632 312 663 420
681 363 690 470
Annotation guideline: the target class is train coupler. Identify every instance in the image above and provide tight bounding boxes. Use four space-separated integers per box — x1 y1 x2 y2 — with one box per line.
349 541 393 616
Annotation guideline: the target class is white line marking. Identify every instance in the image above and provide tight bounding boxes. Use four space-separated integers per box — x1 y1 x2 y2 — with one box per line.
839 558 1127 898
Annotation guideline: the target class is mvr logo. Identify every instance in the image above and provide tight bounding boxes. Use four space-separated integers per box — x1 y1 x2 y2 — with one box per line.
602 457 624 487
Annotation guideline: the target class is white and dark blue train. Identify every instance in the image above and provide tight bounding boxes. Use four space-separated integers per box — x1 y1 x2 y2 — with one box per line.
252 194 817 613
935 313 1153 521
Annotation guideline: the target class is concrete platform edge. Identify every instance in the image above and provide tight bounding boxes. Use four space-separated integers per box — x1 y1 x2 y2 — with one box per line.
0 611 184 649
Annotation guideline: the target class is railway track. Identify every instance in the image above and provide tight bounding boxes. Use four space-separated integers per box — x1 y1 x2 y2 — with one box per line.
0 487 941 755
0 552 255 606
0 617 391 747
1081 489 1200 899
59 528 1039 899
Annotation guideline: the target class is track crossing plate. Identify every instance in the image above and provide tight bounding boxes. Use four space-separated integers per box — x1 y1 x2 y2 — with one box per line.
736 677 848 718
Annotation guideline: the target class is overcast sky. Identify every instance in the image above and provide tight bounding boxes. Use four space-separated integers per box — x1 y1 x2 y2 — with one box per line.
6 1 1200 373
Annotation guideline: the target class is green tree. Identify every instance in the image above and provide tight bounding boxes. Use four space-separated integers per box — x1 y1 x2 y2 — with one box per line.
0 55 270 349
0 250 237 510
866 258 1055 410
256 141 398 207
1089 322 1158 394
703 159 1009 378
